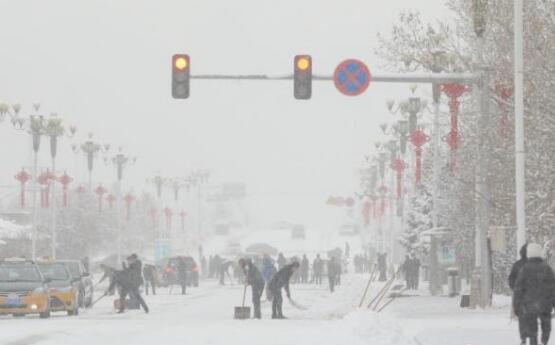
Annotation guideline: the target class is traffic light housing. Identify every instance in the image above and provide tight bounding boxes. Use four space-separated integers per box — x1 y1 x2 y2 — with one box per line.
172 54 190 99
294 55 312 99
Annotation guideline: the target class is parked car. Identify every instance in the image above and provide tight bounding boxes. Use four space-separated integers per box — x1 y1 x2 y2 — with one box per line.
59 260 93 308
37 261 79 315
0 258 51 318
157 256 199 287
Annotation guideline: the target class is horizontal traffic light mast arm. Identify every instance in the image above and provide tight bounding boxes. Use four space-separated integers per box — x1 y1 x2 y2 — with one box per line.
190 73 477 84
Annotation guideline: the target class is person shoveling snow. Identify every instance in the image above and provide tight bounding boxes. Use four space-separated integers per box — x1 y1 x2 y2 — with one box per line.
268 261 300 319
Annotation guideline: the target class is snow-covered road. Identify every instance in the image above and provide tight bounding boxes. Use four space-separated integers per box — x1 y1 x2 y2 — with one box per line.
2 274 517 345
2 274 421 345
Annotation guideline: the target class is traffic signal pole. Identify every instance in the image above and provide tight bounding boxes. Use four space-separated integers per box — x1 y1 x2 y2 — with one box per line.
190 73 476 84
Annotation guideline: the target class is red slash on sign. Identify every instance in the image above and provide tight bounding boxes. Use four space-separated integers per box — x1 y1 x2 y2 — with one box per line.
333 59 371 96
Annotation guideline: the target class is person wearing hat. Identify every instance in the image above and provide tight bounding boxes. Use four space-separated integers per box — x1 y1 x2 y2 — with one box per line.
108 254 149 314
239 258 265 319
513 243 555 345
268 261 300 319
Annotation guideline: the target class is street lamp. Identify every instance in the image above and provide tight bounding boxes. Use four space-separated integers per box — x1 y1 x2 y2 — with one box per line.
11 103 46 260
43 113 76 259
72 133 110 190
105 147 136 265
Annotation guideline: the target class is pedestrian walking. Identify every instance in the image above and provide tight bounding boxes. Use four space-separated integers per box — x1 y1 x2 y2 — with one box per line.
313 254 324 285
513 243 555 345
268 262 300 319
239 258 265 319
277 253 287 270
300 254 309 284
509 244 528 345
176 257 188 295
143 263 158 296
327 257 339 293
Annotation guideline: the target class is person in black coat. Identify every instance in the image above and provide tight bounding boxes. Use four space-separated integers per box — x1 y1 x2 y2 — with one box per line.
300 255 309 284
239 258 265 319
513 243 555 345
176 257 188 295
268 262 300 319
143 264 158 296
327 257 340 293
377 253 387 282
509 244 528 344
107 254 149 313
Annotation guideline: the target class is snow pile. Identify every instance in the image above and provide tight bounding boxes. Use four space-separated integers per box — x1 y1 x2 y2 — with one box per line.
0 217 29 240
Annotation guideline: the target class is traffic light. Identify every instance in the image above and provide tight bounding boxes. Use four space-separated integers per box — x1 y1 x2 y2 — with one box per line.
294 55 312 99
172 54 190 99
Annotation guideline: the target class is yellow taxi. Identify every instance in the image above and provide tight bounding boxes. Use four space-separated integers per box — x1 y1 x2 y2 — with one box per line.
37 260 80 315
0 258 51 318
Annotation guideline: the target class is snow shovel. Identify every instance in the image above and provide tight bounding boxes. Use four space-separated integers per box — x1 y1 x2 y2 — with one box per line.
234 284 251 319
90 293 107 307
287 297 308 311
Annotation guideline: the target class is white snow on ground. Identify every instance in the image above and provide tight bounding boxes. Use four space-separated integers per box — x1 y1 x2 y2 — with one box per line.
1 274 419 345
1 270 517 345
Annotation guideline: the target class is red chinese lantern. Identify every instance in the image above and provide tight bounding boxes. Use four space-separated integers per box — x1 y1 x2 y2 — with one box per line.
409 129 431 186
390 158 407 199
163 207 173 231
94 185 107 212
57 172 73 207
124 194 135 220
14 169 31 208
495 83 513 139
107 194 116 209
441 83 469 170
38 170 56 208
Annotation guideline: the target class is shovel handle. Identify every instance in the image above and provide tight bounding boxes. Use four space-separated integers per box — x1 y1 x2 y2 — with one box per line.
241 283 247 307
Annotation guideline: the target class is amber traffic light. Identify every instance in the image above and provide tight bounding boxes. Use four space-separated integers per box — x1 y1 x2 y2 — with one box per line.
172 54 190 99
294 55 312 100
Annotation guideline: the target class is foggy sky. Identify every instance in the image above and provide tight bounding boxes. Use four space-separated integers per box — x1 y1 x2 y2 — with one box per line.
0 0 448 224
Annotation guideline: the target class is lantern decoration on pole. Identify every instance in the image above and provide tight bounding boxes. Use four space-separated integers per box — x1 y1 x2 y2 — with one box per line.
163 207 173 231
441 83 469 170
94 185 108 212
179 211 187 231
377 185 388 220
362 200 371 226
149 207 158 227
75 185 86 195
107 194 116 209
57 172 73 207
409 129 431 186
390 158 408 199
38 170 56 208
124 193 134 220
14 169 31 208
495 83 513 139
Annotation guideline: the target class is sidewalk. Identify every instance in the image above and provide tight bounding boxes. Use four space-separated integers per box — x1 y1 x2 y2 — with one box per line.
379 282 516 345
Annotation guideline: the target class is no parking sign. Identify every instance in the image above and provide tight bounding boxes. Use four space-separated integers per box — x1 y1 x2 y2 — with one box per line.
333 59 372 96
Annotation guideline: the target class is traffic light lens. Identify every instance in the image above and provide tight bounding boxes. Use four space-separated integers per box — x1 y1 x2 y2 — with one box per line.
297 57 310 70
175 57 188 70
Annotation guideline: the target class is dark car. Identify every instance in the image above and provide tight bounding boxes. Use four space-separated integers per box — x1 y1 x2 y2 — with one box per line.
59 260 93 308
0 259 52 318
157 256 199 287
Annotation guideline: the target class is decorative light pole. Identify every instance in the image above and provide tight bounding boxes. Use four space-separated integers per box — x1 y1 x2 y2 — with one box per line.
390 158 407 200
94 185 108 212
105 147 136 265
188 170 210 242
44 113 76 259
11 104 45 260
72 133 110 190
14 169 31 208
387 85 429 133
